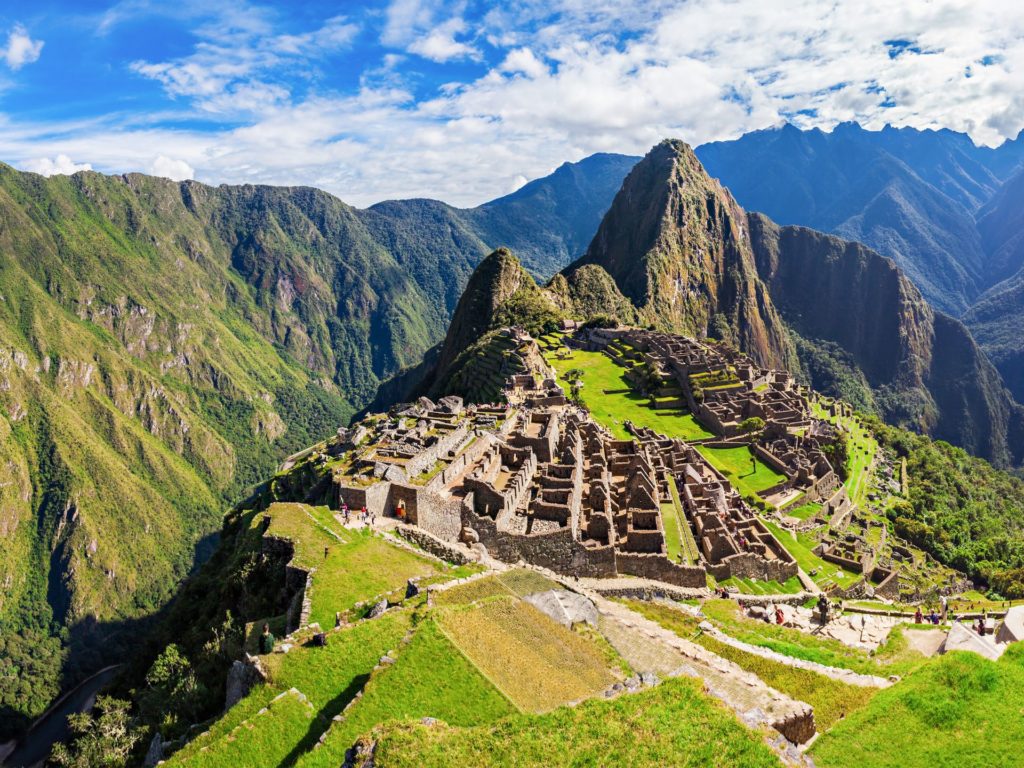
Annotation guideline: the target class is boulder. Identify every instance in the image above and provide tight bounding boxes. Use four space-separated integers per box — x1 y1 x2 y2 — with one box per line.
142 732 164 767
405 579 420 599
523 590 598 628
225 658 265 710
997 606 1024 644
940 622 1004 660
368 599 389 619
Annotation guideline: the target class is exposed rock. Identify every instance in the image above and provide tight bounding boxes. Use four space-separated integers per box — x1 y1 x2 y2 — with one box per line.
368 599 389 619
142 732 163 767
225 657 266 710
405 579 420 599
523 589 598 628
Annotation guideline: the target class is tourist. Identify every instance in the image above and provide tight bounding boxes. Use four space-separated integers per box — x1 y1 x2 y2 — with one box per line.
914 607 923 624
817 594 830 625
775 606 785 625
259 623 275 655
324 545 329 559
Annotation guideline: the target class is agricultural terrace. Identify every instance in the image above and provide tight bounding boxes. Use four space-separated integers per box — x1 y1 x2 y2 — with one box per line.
370 676 781 768
295 620 515 768
259 502 444 628
811 644 1024 768
761 519 862 590
435 595 618 712
811 397 878 507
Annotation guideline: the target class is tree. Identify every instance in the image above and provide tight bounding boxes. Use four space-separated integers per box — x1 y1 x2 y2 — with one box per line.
139 644 208 736
563 369 585 405
738 417 765 435
50 696 140 768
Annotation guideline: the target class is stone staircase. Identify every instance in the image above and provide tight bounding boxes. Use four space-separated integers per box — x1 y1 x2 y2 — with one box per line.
594 597 816 745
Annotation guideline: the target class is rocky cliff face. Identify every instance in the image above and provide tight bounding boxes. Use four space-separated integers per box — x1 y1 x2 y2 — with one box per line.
567 140 794 370
428 248 561 400
748 214 1024 466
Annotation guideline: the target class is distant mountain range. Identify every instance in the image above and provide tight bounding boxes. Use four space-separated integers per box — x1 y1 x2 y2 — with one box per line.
695 122 1024 403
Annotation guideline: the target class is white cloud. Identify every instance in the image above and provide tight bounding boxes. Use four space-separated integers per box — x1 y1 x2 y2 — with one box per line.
22 154 91 176
408 18 478 62
3 24 43 70
5 1 1024 207
149 155 195 180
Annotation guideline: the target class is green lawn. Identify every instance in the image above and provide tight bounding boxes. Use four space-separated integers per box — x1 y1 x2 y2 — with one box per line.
785 501 823 521
718 575 804 595
812 645 1024 767
695 445 787 499
761 519 861 589
371 677 781 768
261 503 442 628
628 601 877 731
663 480 698 564
295 620 515 768
546 349 713 441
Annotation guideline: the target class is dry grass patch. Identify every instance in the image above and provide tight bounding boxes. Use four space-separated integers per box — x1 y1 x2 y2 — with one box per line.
436 596 616 712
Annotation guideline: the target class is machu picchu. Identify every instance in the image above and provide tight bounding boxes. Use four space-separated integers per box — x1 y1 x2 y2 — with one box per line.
7 18 1024 765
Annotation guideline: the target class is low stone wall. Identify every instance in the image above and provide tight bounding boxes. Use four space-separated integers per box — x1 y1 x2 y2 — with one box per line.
337 481 390 515
260 534 312 633
819 547 866 575
707 551 798 583
616 552 707 588
396 525 473 565
871 567 900 600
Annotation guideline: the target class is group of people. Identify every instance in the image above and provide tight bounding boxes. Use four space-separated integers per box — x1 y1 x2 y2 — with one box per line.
341 503 373 526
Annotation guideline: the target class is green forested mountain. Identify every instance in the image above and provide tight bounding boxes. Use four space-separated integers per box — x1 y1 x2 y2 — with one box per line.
0 154 632 740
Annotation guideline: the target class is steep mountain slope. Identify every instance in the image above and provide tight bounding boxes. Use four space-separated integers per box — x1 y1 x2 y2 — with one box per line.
567 140 795 370
748 215 1024 466
976 163 1024 286
427 248 561 402
697 122 1024 314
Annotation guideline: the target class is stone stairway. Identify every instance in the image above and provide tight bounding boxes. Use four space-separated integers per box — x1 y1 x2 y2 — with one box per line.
594 597 816 745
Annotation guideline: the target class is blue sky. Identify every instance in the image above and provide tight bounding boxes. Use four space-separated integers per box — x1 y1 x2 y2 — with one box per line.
0 1 1022 206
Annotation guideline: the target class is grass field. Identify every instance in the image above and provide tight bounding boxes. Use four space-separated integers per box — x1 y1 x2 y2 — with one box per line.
695 445 787 498
371 677 782 768
295 620 515 768
811 644 1024 767
171 689 315 768
168 611 413 766
785 501 823 521
546 349 713 441
628 601 877 731
435 596 616 712
261 503 441 628
718 575 805 595
700 600 925 678
761 519 861 589
666 479 700 564
432 570 562 607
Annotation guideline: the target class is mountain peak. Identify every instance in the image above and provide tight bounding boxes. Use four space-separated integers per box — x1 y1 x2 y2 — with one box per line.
565 139 794 368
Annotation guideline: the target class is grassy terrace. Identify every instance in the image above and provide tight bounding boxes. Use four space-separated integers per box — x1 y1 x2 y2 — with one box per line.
696 445 786 499
785 501 823 521
761 519 861 589
628 601 878 731
370 676 781 768
168 611 414 767
295 620 515 768
547 348 713 441
718 575 804 595
812 644 1024 767
663 479 699 564
260 503 442 628
700 600 926 678
811 397 877 506
435 595 617 712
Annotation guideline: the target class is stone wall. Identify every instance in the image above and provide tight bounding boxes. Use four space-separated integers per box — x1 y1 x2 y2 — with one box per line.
615 552 707 588
337 480 390 515
405 423 469 478
396 524 473 565
707 551 798 583
405 490 464 542
463 506 617 578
